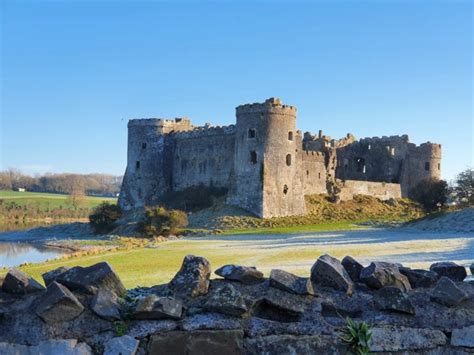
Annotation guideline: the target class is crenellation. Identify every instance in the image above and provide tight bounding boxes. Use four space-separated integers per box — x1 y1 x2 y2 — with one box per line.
119 97 442 217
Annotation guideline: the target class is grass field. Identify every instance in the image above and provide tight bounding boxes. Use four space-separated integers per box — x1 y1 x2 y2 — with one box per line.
0 190 117 211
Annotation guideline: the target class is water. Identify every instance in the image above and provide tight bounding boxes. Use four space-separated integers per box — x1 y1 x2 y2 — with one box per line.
0 242 66 268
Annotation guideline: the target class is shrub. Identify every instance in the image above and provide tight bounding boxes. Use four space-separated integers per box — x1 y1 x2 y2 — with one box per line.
340 317 372 355
89 202 123 234
139 206 188 238
410 178 448 211
449 168 474 207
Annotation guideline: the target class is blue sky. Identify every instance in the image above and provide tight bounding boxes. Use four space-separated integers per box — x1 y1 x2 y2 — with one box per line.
1 0 472 181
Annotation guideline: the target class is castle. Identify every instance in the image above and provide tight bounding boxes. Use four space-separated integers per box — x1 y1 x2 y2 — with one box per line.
119 98 441 218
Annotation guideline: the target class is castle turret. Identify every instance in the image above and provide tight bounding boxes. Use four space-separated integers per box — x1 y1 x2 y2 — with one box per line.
227 98 305 217
401 142 442 196
118 118 193 209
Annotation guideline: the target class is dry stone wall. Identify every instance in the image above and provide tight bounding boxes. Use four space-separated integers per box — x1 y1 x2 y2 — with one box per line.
1 256 473 354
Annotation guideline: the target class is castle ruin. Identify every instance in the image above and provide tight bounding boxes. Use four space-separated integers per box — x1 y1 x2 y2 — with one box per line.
119 98 441 217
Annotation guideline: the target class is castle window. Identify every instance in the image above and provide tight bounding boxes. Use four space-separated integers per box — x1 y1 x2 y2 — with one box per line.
135 161 140 171
318 173 321 179
438 163 441 170
286 154 292 166
248 129 256 139
368 144 371 150
425 162 430 171
288 131 293 141
355 157 366 173
250 151 257 164
306 170 309 176
142 142 147 149
390 148 395 156
283 185 289 195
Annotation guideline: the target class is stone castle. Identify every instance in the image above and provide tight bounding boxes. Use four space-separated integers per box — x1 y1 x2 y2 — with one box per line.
119 98 441 217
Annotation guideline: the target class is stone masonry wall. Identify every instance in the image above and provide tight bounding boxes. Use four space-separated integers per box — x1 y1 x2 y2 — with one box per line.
301 150 327 195
337 179 402 201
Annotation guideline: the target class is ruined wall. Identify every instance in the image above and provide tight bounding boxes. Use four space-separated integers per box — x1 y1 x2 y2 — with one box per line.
171 126 236 191
301 150 327 195
338 179 402 201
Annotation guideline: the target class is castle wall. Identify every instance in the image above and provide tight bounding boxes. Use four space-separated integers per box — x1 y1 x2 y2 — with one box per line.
301 150 327 195
337 179 401 201
171 126 236 191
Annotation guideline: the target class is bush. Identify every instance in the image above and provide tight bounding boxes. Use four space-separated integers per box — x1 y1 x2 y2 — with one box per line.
139 206 188 238
89 202 123 234
410 178 448 211
449 168 473 207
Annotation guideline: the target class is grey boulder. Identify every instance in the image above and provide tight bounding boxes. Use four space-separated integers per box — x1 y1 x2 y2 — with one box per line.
429 262 467 282
215 264 264 284
341 256 363 282
104 335 139 355
399 267 439 288
1 268 45 294
35 281 84 323
169 255 211 298
430 276 468 307
56 262 126 296
133 295 183 320
451 325 474 348
204 284 248 317
269 269 315 296
91 287 122 321
375 286 415 315
310 254 354 295
360 262 411 291
42 266 69 286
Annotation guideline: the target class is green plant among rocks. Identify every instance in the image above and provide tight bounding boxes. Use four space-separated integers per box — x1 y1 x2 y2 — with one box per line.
341 317 372 355
89 202 122 234
139 206 188 237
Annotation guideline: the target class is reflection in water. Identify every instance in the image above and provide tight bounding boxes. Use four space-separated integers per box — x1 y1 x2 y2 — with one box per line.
0 221 61 233
0 242 65 268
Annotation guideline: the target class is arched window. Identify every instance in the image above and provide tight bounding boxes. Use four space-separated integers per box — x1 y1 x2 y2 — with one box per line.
288 131 293 141
286 154 292 166
283 185 289 194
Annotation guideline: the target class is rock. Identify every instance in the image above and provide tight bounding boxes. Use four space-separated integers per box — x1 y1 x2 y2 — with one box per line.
430 276 468 307
1 268 45 294
470 263 473 275
269 269 315 296
148 330 244 355
104 335 139 355
0 340 92 355
451 325 474 348
56 262 126 296
244 334 347 354
310 254 354 295
215 264 264 284
368 326 447 352
180 313 242 331
91 288 122 321
375 286 415 315
127 320 178 338
35 281 84 323
341 256 363 282
203 284 248 317
42 266 69 286
133 295 182 320
253 289 305 323
360 262 411 291
169 255 211 298
430 262 467 282
399 267 439 288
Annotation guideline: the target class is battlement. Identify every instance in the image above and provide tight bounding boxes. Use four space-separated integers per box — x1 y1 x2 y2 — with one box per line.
359 135 410 144
236 97 297 115
128 117 193 128
169 124 236 139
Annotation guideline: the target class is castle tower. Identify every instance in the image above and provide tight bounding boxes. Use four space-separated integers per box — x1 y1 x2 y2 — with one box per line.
228 98 306 217
401 142 442 197
118 118 193 210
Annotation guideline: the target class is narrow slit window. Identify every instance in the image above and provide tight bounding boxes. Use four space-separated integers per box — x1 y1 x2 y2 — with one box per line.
283 185 289 195
438 163 440 170
250 151 257 164
425 162 430 171
135 161 140 170
288 131 293 141
142 142 147 149
286 154 292 166
248 129 256 139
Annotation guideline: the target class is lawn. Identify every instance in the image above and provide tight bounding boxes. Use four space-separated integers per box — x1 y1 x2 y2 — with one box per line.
0 190 117 211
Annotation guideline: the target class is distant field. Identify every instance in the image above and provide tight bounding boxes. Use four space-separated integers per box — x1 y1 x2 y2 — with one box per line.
0 190 117 211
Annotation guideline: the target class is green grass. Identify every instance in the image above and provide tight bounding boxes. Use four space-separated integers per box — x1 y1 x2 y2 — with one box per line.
0 190 117 211
220 221 363 235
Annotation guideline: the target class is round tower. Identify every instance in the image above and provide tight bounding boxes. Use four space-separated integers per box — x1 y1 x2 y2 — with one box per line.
228 98 305 217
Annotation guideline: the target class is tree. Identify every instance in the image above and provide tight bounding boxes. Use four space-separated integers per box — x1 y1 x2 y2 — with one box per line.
67 190 86 210
450 168 474 207
410 178 448 211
